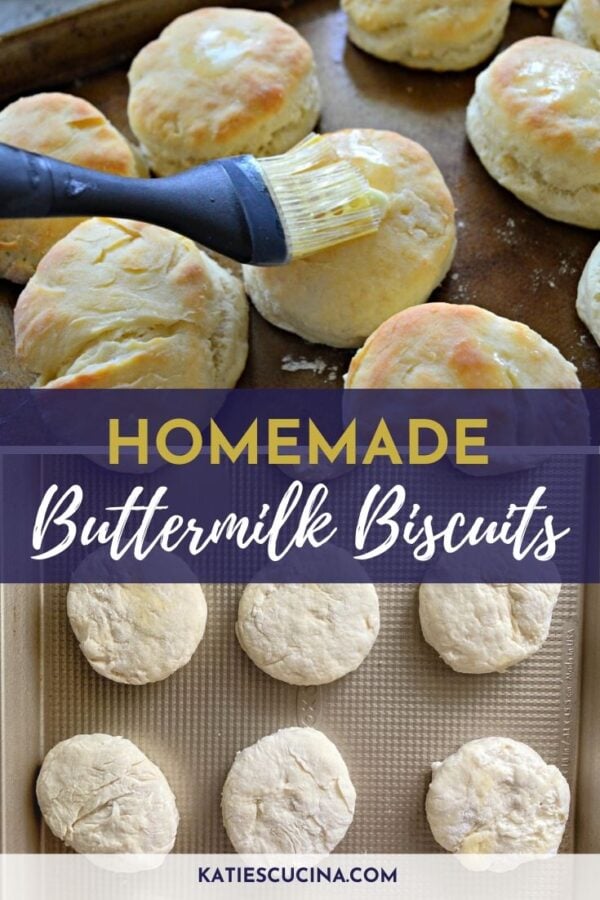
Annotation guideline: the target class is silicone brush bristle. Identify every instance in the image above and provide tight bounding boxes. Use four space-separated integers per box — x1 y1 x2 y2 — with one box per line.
257 134 387 260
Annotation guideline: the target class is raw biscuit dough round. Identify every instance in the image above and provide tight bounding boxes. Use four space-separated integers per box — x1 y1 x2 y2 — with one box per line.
67 582 207 684
236 578 380 685
426 737 570 854
222 727 356 854
576 242 600 346
37 734 179 856
419 581 561 674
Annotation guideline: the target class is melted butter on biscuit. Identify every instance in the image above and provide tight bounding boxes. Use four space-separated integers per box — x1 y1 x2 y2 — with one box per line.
189 26 259 75
343 132 397 193
515 56 599 118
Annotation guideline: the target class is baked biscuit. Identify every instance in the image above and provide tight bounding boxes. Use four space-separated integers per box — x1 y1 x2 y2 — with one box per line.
576 242 600 346
0 93 145 284
554 0 600 49
128 8 321 174
244 129 456 349
466 37 600 229
342 0 511 71
345 303 580 388
14 217 248 388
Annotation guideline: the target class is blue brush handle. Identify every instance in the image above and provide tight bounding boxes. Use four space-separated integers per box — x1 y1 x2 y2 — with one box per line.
0 142 288 265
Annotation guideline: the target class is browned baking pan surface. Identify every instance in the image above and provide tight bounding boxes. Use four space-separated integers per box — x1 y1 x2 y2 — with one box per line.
0 0 597 387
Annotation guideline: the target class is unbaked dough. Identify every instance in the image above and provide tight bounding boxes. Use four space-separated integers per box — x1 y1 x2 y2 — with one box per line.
426 737 570 855
222 727 356 854
419 581 561 674
236 579 380 685
67 582 207 684
37 734 179 856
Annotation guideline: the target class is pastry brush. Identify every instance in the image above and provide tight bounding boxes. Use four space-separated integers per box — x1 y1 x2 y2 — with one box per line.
0 134 386 265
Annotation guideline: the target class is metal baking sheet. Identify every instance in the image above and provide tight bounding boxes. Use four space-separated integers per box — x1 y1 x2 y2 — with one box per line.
0 0 595 856
0 0 297 101
0 578 583 853
0 1 598 388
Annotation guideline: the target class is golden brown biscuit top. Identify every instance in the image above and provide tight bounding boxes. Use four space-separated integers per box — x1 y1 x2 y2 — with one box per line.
483 37 600 159
0 92 142 176
341 0 509 35
128 8 315 152
14 217 228 386
346 303 580 389
317 127 454 230
242 127 456 349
